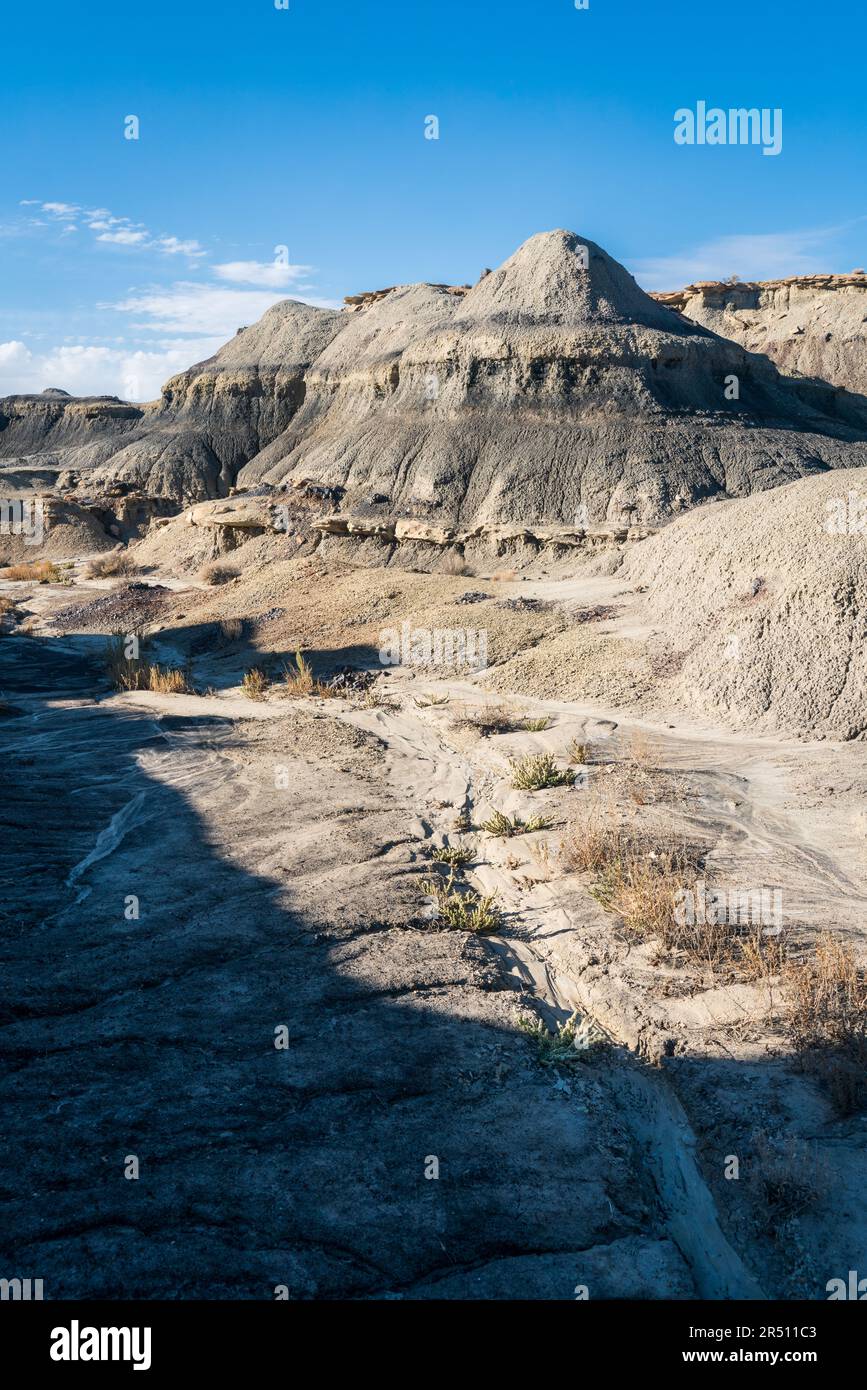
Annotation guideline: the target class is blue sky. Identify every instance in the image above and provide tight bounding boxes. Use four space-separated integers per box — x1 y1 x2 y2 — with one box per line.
1 0 864 399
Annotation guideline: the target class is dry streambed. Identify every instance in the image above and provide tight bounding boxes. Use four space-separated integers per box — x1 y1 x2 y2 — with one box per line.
338 675 867 1298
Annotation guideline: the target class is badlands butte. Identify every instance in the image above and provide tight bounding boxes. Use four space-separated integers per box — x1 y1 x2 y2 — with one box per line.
2 230 867 1302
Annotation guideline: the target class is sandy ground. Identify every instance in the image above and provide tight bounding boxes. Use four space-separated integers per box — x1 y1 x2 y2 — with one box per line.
1 542 866 1299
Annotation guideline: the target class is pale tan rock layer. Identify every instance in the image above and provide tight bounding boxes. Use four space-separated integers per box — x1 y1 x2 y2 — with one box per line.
652 274 867 395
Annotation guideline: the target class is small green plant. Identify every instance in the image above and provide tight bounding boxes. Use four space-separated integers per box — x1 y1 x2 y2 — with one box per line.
481 809 553 837
517 1011 601 1065
430 844 474 869
509 752 575 791
242 667 269 700
420 870 501 934
523 716 550 732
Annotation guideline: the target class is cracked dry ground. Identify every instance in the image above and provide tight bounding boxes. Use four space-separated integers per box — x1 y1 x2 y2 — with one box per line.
0 633 691 1300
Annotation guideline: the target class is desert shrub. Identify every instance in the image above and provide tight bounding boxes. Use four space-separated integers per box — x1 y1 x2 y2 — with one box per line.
84 550 139 579
217 618 244 643
242 668 269 700
517 1011 604 1065
419 868 501 934
452 702 515 736
430 844 474 869
481 809 552 837
1 560 63 584
784 935 867 1115
523 716 550 732
442 550 469 576
200 560 239 586
750 1130 827 1223
509 752 575 791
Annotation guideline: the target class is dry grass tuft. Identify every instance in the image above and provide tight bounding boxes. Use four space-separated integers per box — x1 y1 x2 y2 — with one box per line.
452 702 515 736
784 935 867 1115
104 636 190 694
0 595 16 632
199 560 239 586
242 667 269 700
1 560 64 584
563 801 792 977
84 550 139 579
751 1130 827 1221
280 649 335 699
217 617 244 643
442 550 470 577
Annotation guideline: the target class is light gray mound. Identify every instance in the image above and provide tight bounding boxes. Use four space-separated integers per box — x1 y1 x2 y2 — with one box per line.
4 231 867 516
622 468 867 740
240 231 867 525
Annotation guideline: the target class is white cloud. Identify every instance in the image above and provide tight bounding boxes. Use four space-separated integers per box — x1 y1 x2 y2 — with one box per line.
157 236 205 257
0 340 31 366
631 225 852 290
109 281 340 337
27 199 203 258
0 338 224 402
96 229 149 245
41 201 80 219
213 259 312 288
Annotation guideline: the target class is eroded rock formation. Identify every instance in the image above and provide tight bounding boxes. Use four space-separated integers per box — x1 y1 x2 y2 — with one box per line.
4 233 867 534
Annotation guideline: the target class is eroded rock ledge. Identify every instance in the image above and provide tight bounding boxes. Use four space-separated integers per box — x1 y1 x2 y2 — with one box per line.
180 492 655 556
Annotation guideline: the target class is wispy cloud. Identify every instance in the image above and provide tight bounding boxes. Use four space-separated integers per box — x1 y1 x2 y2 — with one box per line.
108 281 340 339
630 223 862 290
96 229 149 246
2 194 337 399
22 200 205 258
213 259 314 288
